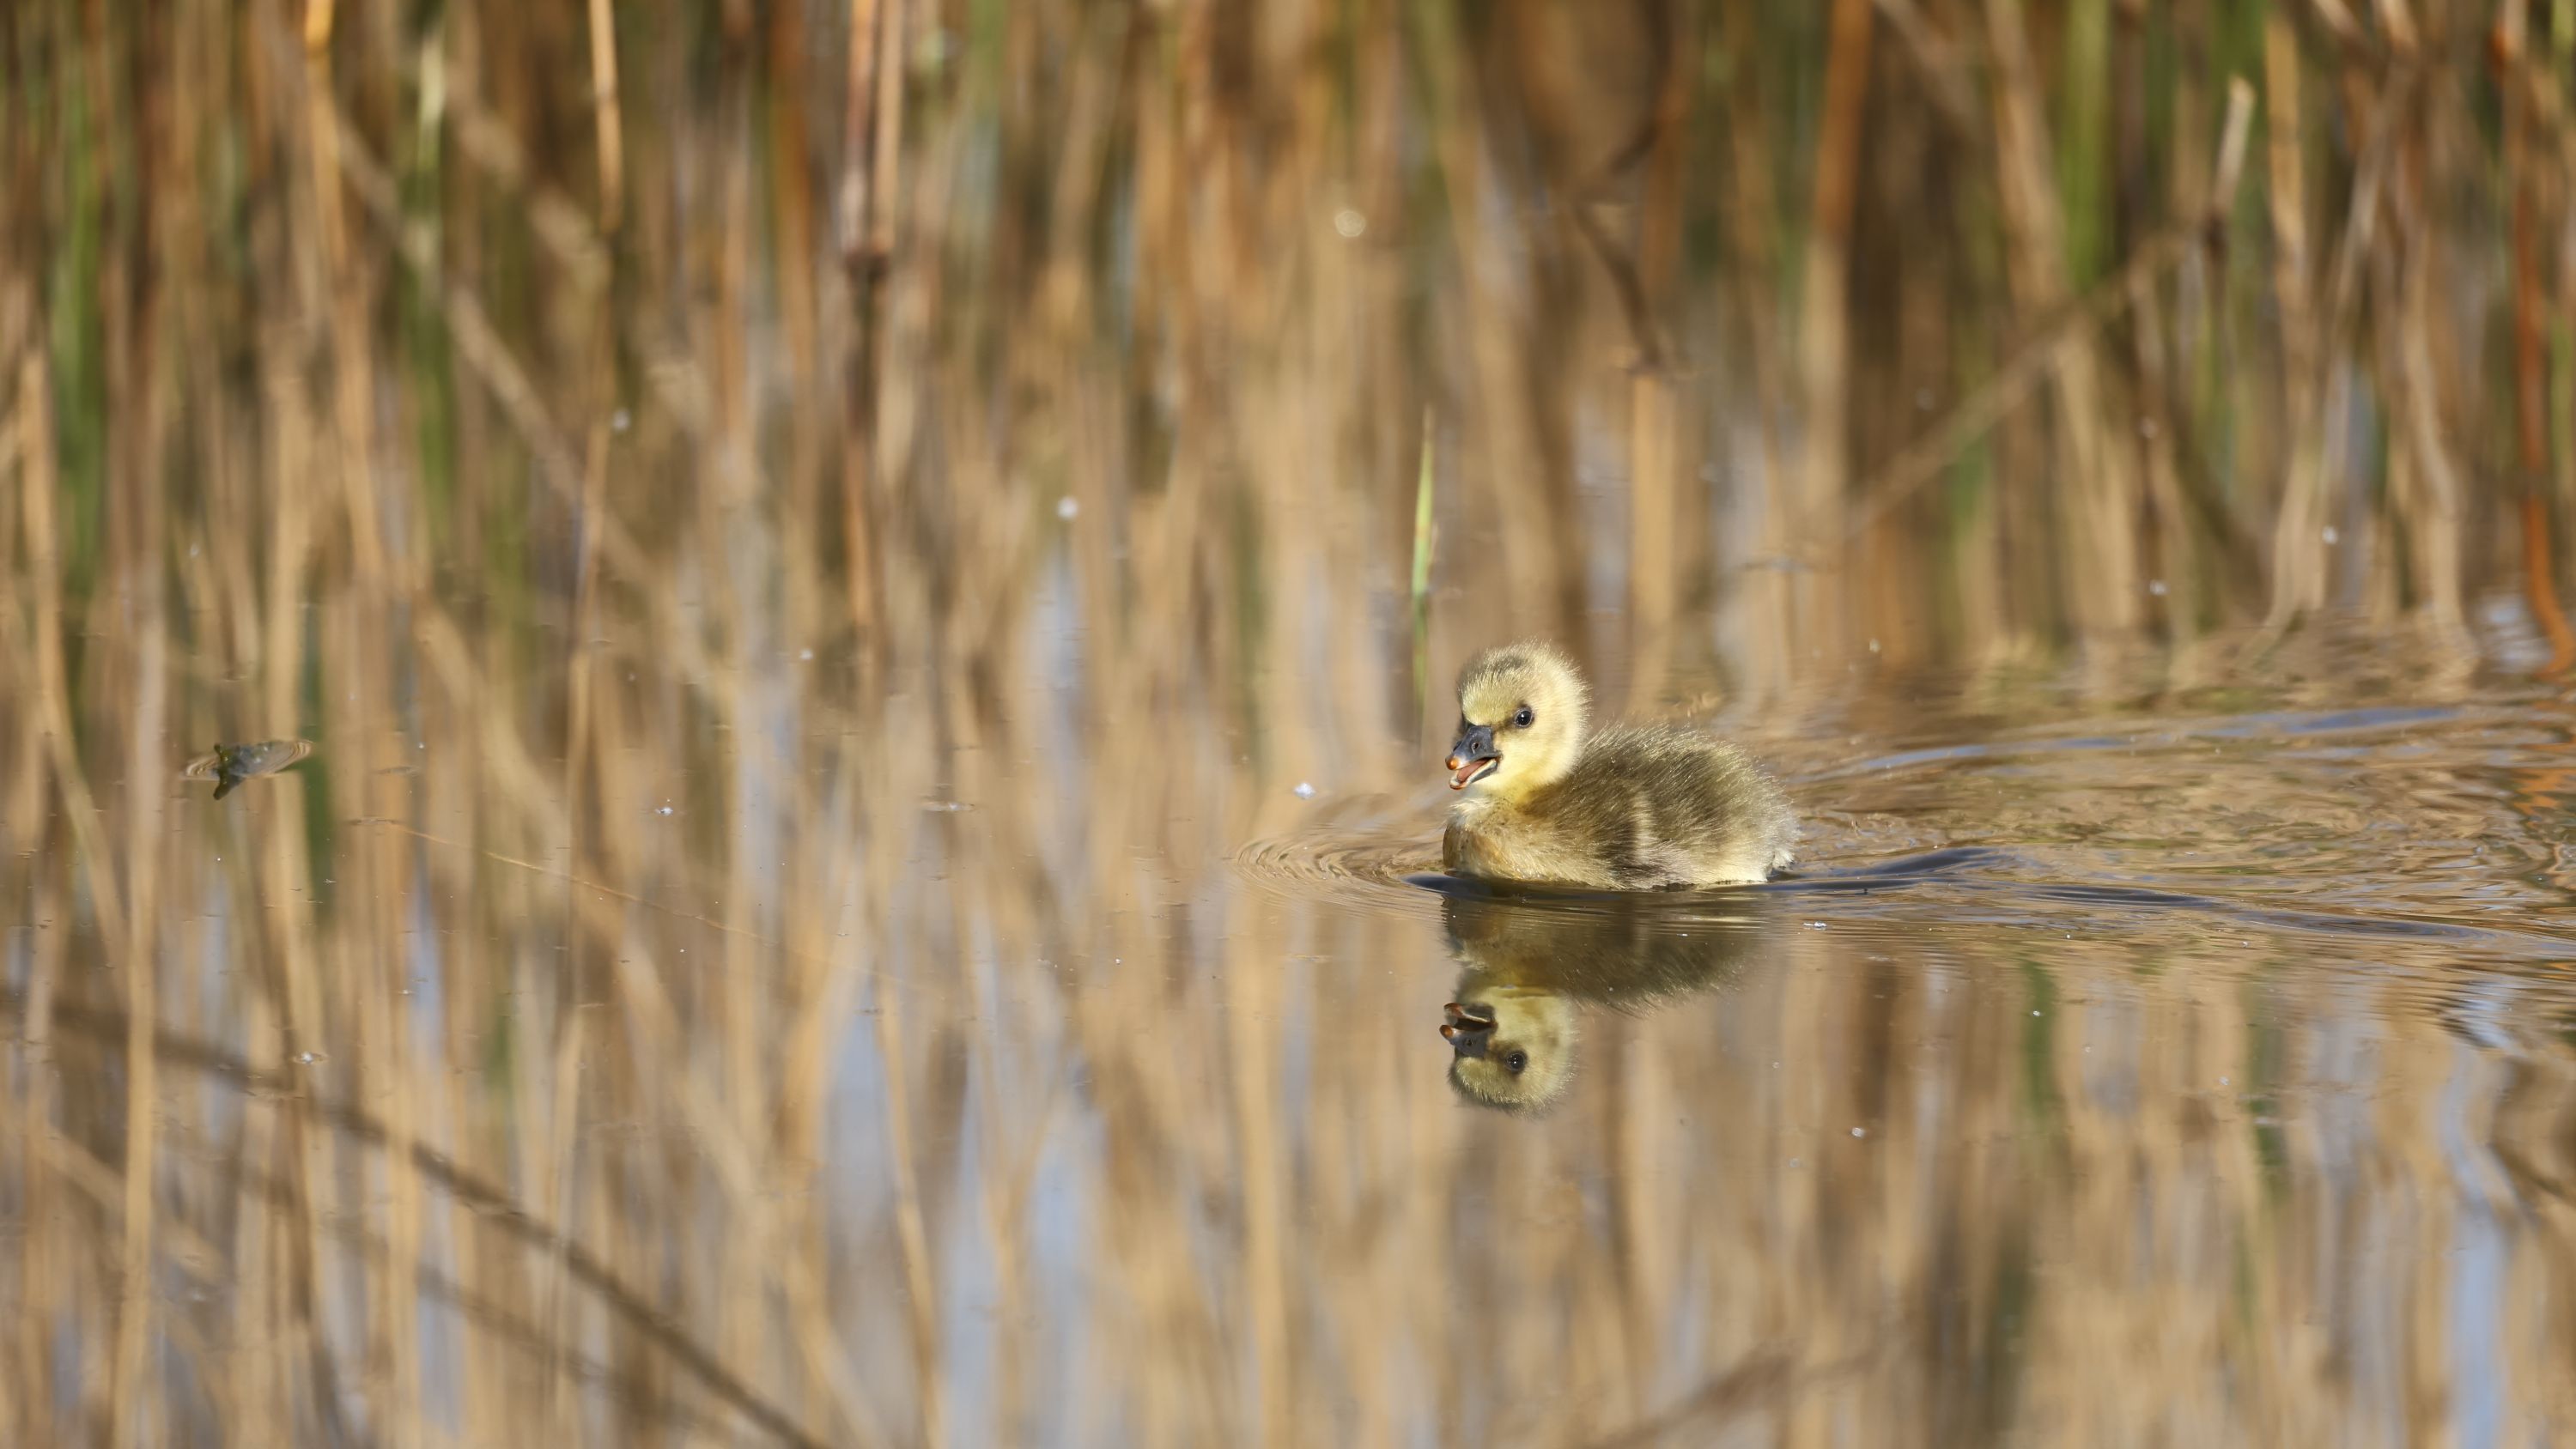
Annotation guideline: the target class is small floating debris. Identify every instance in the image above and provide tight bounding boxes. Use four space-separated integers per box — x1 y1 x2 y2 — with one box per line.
181 739 314 800
1293 781 1317 800
921 799 973 813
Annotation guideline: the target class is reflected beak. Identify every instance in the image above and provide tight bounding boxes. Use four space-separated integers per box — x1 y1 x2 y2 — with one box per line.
1441 1000 1496 1056
1446 724 1499 790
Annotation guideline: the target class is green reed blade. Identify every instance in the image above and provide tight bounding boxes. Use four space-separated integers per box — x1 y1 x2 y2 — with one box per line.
1412 406 1436 734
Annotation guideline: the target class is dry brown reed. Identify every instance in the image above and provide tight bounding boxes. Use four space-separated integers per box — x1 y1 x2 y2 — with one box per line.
6 2 2576 1446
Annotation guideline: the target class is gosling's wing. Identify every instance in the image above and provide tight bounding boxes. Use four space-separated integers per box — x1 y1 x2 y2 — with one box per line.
1678 737 1797 876
1580 725 1794 882
1696 737 1797 866
1539 736 1680 887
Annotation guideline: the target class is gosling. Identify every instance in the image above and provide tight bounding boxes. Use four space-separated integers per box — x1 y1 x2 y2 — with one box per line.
1441 641 1795 888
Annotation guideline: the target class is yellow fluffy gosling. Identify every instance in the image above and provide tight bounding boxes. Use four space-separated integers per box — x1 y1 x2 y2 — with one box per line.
1441 641 1795 888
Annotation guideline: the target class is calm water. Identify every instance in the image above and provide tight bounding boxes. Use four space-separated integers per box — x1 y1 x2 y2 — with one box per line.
1230 660 2576 1446
20 631 2576 1445
14 3 2576 1444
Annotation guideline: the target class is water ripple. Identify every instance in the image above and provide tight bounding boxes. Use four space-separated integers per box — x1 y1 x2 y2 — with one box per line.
1235 698 2576 970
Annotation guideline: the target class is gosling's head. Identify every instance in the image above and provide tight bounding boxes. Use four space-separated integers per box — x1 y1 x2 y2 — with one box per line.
1447 641 1589 800
1440 990 1577 1113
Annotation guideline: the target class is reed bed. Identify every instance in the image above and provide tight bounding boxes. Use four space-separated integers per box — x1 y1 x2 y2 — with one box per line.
5 0 2576 1444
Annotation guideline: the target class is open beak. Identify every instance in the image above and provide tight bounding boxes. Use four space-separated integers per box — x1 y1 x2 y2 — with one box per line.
1446 724 1499 790
1440 1000 1497 1056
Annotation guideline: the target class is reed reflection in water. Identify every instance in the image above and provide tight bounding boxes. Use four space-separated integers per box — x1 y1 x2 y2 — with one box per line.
8 0 2576 1444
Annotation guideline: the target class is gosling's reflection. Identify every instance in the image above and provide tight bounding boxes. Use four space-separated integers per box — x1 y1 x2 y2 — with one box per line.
1435 886 1778 1113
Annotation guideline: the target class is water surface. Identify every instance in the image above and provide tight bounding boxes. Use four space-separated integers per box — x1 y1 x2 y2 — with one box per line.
1231 670 2576 1445
34 638 2576 1446
10 3 2576 1442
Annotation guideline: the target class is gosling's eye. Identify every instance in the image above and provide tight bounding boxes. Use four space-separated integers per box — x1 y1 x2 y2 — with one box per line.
1505 1050 1529 1075
1513 706 1534 729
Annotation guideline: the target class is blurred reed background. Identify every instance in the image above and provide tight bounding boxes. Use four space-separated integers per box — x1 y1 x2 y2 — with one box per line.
9 0 2576 1444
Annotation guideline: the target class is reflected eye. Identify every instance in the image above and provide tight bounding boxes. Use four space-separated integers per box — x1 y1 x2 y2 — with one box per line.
1505 1050 1528 1075
1513 706 1534 729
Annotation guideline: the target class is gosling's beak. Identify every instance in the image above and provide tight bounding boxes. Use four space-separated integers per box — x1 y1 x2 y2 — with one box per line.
1446 724 1499 790
1440 1000 1496 1056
